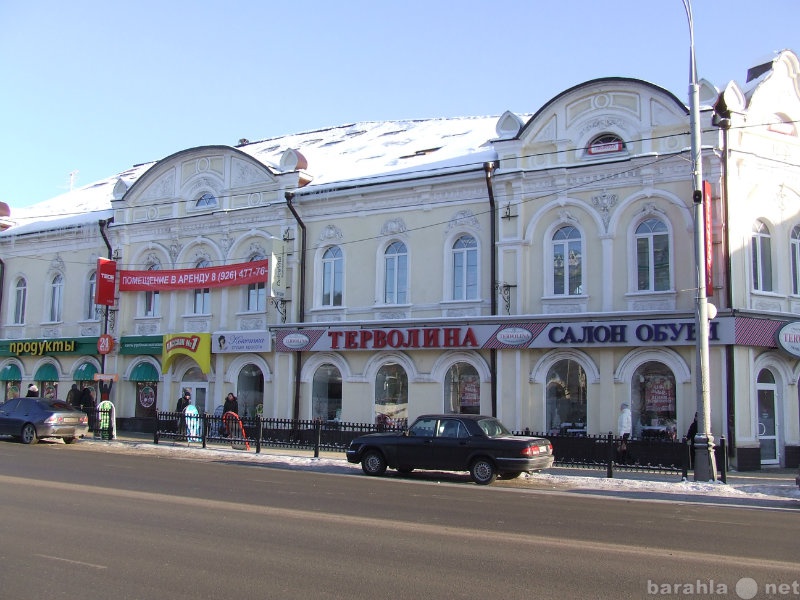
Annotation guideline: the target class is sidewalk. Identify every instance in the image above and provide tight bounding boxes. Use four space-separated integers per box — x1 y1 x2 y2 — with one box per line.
101 430 799 489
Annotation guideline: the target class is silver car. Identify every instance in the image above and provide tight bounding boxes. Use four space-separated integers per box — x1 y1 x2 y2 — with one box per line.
0 398 89 444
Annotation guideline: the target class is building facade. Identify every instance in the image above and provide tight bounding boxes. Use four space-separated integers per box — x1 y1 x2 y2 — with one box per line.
1 51 798 470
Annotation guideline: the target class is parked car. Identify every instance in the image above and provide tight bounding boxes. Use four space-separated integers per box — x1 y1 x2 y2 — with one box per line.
346 414 553 484
0 398 89 444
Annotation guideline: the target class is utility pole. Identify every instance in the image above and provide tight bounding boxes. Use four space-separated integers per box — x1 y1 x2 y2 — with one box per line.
683 0 717 481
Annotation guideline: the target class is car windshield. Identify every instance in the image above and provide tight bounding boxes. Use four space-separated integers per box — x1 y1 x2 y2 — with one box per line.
477 417 512 438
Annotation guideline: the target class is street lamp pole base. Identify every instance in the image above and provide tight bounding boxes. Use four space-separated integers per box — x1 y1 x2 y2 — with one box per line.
693 434 718 482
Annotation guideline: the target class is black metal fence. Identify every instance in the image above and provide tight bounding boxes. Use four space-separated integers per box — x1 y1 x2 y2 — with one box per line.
126 412 727 480
152 411 405 457
519 430 728 482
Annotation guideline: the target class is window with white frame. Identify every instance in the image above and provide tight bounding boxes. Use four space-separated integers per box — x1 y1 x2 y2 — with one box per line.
49 274 64 322
13 278 26 324
384 241 408 304
791 226 800 295
143 263 161 317
751 220 773 292
586 133 626 156
552 225 583 295
247 254 266 312
321 246 343 307
635 218 670 292
193 259 211 314
85 272 98 320
452 234 477 300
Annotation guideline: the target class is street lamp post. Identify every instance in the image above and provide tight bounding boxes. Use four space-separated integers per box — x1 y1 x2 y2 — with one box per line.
683 0 717 481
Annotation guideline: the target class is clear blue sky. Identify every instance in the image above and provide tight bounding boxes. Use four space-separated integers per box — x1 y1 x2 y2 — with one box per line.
1 0 797 210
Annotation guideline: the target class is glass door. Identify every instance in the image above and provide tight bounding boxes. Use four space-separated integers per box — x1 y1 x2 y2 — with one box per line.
756 370 779 465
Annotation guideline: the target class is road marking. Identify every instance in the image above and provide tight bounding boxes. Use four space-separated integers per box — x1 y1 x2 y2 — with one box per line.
34 554 107 569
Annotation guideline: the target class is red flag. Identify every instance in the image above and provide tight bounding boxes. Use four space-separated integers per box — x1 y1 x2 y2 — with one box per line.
96 258 117 306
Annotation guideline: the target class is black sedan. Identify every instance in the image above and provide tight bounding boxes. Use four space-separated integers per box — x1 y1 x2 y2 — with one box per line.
346 414 553 484
0 398 89 444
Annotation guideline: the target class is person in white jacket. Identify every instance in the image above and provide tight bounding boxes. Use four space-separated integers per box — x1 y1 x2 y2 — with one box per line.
618 403 632 439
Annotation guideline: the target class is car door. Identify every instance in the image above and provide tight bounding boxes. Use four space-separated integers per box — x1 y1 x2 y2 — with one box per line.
395 417 437 469
430 418 470 470
0 399 21 435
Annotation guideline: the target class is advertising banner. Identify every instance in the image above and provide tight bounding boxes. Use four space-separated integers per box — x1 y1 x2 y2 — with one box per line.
162 333 211 374
119 259 269 292
95 258 117 306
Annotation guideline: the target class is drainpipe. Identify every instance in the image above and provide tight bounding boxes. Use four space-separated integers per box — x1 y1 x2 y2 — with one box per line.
285 192 306 420
98 219 114 376
483 162 499 417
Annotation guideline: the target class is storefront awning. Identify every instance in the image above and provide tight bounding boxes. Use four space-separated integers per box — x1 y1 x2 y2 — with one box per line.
0 364 21 381
73 363 98 381
130 362 160 382
34 363 59 382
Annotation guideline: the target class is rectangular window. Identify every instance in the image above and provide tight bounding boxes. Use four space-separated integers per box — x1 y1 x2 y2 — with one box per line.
13 286 26 324
193 288 210 314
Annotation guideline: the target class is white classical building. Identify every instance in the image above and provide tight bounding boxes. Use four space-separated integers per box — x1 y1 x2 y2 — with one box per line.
1 50 798 470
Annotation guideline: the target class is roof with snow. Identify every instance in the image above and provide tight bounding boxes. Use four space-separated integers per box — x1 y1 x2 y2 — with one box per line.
1 116 513 236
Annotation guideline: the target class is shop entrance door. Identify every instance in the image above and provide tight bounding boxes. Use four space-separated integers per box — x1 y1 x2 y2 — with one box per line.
181 383 208 415
757 373 779 465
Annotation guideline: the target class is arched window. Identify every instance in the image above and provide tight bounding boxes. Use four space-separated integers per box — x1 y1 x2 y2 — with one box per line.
312 364 342 421
196 192 217 208
752 220 773 291
792 226 800 295
552 226 583 295
586 133 626 156
193 259 211 314
452 234 477 300
374 363 408 428
321 246 343 307
236 363 264 418
635 218 670 291
13 278 26 325
545 359 587 435
444 362 480 415
247 254 266 312
631 362 677 440
49 274 64 322
144 263 161 317
384 241 408 304
86 272 98 320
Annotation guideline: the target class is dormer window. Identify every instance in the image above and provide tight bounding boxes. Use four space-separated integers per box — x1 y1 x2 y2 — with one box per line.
196 193 217 208
586 134 625 156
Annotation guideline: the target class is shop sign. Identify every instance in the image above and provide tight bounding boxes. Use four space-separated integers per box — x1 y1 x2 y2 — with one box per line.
119 336 163 355
97 334 114 355
213 331 271 353
275 317 736 353
0 338 99 357
776 321 800 358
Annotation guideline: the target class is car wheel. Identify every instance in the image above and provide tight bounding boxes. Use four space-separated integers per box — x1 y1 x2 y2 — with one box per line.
361 450 387 476
63 437 76 444
20 423 38 445
499 471 523 480
470 458 497 485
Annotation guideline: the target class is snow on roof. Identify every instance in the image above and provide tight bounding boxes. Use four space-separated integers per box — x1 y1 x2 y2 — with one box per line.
1 116 508 236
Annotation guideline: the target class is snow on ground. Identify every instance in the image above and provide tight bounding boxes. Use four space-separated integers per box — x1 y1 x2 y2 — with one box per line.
73 436 800 506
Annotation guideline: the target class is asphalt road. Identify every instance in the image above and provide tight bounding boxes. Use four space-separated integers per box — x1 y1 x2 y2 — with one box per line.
0 441 796 600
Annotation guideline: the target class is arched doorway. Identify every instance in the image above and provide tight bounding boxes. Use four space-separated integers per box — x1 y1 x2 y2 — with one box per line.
312 364 342 421
236 364 264 418
757 369 779 465
181 367 208 414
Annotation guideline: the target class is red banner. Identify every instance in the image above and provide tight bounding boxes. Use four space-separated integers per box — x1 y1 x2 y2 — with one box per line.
119 259 269 292
704 181 713 296
95 258 117 306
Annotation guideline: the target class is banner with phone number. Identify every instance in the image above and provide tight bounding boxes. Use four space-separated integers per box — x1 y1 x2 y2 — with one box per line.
119 259 269 291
